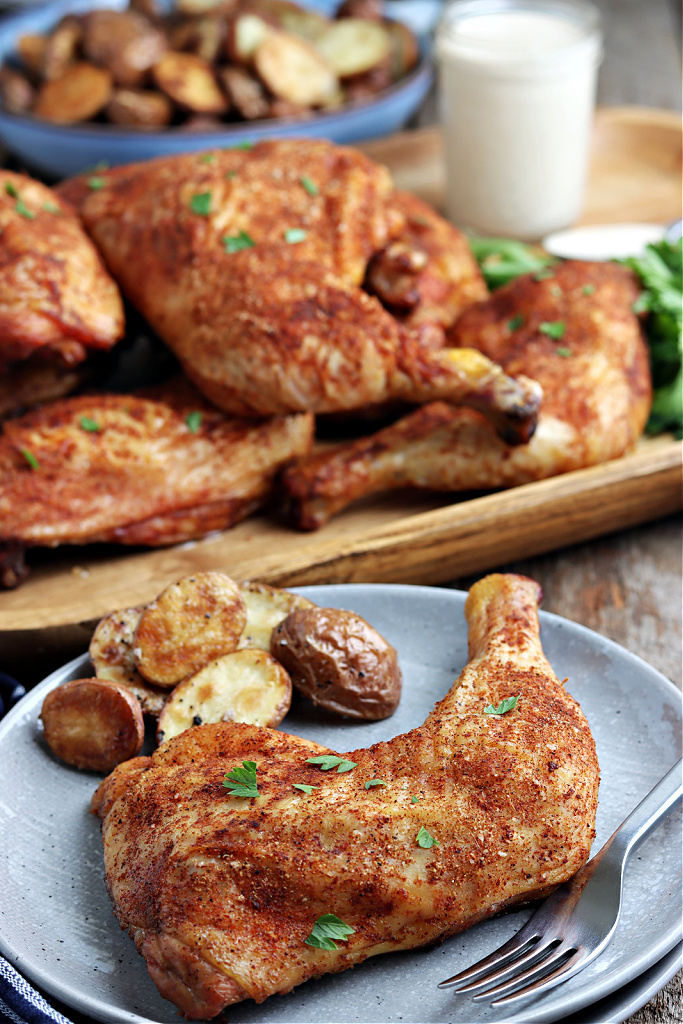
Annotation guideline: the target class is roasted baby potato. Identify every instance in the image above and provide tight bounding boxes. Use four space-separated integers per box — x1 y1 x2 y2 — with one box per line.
106 87 173 126
40 677 145 772
33 62 112 122
271 605 402 720
89 605 168 717
134 571 247 687
225 11 277 64
43 16 82 82
0 66 34 114
315 17 390 78
219 65 268 119
82 9 167 87
152 51 229 113
156 647 292 743
254 31 337 106
238 580 314 650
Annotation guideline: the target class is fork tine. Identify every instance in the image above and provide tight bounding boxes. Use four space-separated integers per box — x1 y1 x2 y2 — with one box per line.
437 931 541 989
471 943 581 1003
490 947 589 1005
456 937 561 994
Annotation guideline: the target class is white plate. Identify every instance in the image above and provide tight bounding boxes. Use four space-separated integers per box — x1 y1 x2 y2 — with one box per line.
0 583 680 1024
542 222 666 261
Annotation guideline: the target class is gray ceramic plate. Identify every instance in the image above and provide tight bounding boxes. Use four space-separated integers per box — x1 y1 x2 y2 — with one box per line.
0 583 680 1024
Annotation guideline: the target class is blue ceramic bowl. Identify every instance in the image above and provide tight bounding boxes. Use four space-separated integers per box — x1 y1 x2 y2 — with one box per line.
0 0 437 178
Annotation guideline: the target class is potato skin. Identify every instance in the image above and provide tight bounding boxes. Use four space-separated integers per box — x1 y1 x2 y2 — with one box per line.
271 606 401 719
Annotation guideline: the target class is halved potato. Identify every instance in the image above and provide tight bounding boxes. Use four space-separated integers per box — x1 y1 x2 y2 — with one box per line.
156 648 292 743
271 605 402 720
82 9 167 87
134 572 247 687
170 18 226 64
33 62 112 123
315 18 390 78
254 31 337 106
219 65 268 119
43 17 83 82
89 606 168 717
226 11 277 63
40 678 145 772
152 51 228 113
258 0 330 41
0 66 34 113
17 34 48 79
106 87 173 126
385 18 419 79
238 580 315 650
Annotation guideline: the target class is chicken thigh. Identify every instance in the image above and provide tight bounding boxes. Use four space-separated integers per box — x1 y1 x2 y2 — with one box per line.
91 572 599 1019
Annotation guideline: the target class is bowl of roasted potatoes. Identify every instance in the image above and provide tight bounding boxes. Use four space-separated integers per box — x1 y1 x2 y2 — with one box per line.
0 0 434 177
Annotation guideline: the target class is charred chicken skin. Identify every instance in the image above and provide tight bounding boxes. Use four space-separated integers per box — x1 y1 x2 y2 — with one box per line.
91 573 599 1019
282 260 652 528
61 139 541 443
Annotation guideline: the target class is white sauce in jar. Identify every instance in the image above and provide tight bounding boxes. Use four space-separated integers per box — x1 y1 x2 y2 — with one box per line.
436 1 603 240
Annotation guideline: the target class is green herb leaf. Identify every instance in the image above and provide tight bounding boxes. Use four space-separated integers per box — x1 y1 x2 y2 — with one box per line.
539 320 566 340
20 447 39 470
293 783 317 794
79 416 100 432
468 237 556 289
87 176 105 191
232 140 253 150
300 175 319 196
534 267 555 281
416 825 438 849
508 314 524 331
305 913 355 950
199 153 216 163
556 347 573 357
223 230 255 254
284 228 307 244
484 695 519 715
226 170 237 180
15 200 35 219
185 411 202 433
42 201 61 214
411 795 420 803
190 191 212 216
364 779 387 789
305 755 357 773
223 760 259 798
582 283 596 295
4 181 18 198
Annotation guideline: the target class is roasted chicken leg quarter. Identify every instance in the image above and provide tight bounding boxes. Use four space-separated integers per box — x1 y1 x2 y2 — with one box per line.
92 573 599 1019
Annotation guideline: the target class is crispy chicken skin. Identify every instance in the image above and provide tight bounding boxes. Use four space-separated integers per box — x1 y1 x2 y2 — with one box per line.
282 261 652 528
0 171 124 370
61 140 540 443
91 573 599 1019
0 378 312 564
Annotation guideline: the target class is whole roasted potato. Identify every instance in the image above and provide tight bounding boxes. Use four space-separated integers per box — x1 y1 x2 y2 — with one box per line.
271 606 401 719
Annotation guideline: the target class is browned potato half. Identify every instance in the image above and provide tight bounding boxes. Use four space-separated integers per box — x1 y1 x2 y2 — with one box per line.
344 59 392 102
33 62 112 123
106 87 173 126
271 606 402 720
258 0 330 41
219 65 268 118
43 16 82 82
315 18 390 78
156 648 292 743
0 66 34 113
170 18 226 64
152 51 228 113
384 18 419 79
134 572 247 687
83 9 167 87
337 0 384 21
89 606 168 717
129 0 165 23
176 0 237 16
238 580 315 650
254 32 337 106
17 33 48 78
226 11 276 63
268 96 310 119
40 678 145 772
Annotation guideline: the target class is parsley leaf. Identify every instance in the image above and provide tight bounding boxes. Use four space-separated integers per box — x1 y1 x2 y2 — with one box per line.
199 153 216 163
305 913 355 950
42 201 61 214
225 170 237 180
556 347 573 358
79 416 100 432
539 320 566 340
232 140 254 150
484 695 519 715
582 283 596 295
87 176 105 191
223 760 259 797
300 175 319 196
534 267 555 281
416 825 438 849
468 237 555 289
306 755 357 773
185 411 202 433
284 228 307 244
4 181 18 198
190 191 212 216
364 779 386 789
223 230 255 254
20 447 39 470
411 795 420 803
508 314 524 331
293 783 317 794
15 200 35 219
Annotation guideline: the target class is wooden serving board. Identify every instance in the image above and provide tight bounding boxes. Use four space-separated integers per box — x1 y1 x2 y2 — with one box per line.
1 106 681 656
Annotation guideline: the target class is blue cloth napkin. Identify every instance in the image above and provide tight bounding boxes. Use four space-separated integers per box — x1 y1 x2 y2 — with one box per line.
0 956 74 1024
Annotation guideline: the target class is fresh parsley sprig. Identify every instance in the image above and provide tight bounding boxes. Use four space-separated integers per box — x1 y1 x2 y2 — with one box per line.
468 237 556 289
305 914 355 950
484 695 519 715
223 760 259 797
416 825 438 849
306 755 357 773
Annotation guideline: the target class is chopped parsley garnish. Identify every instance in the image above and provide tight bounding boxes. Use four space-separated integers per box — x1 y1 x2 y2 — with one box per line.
15 200 35 219
223 230 255 254
539 320 566 340
293 783 317 794
232 140 253 150
185 411 202 433
468 237 555 289
556 347 573 358
582 283 596 295
300 175 318 196
199 153 215 163
534 267 556 281
190 191 212 216
411 795 420 803
79 416 100 432
305 755 357 773
223 760 259 798
87 176 105 191
284 228 307 244
484 695 519 715
4 181 18 198
20 447 39 470
42 201 61 214
305 914 355 950
508 314 524 331
364 779 386 789
225 170 237 180
416 825 438 849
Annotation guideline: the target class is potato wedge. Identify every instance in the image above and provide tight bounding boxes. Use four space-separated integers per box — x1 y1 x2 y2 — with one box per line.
0 66 34 114
336 0 384 21
170 17 226 64
40 678 145 772
89 606 168 716
226 11 277 64
385 18 419 79
43 16 82 82
33 62 112 123
254 31 337 106
156 648 292 743
271 605 402 720
238 581 314 650
315 18 390 78
258 0 330 41
17 33 48 79
82 9 167 87
218 65 268 119
152 51 228 113
134 572 247 687
106 87 173 126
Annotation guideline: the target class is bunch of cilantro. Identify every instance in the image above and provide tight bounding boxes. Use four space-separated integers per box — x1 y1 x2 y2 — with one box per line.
469 235 683 439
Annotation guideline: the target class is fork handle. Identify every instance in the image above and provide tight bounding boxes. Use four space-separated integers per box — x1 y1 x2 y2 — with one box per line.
607 757 682 862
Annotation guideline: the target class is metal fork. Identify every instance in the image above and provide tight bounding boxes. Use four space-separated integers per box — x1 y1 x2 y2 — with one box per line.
438 757 682 1007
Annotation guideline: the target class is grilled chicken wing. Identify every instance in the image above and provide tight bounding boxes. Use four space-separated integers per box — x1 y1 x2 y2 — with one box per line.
0 378 312 587
91 572 599 1019
60 140 540 443
282 261 652 528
